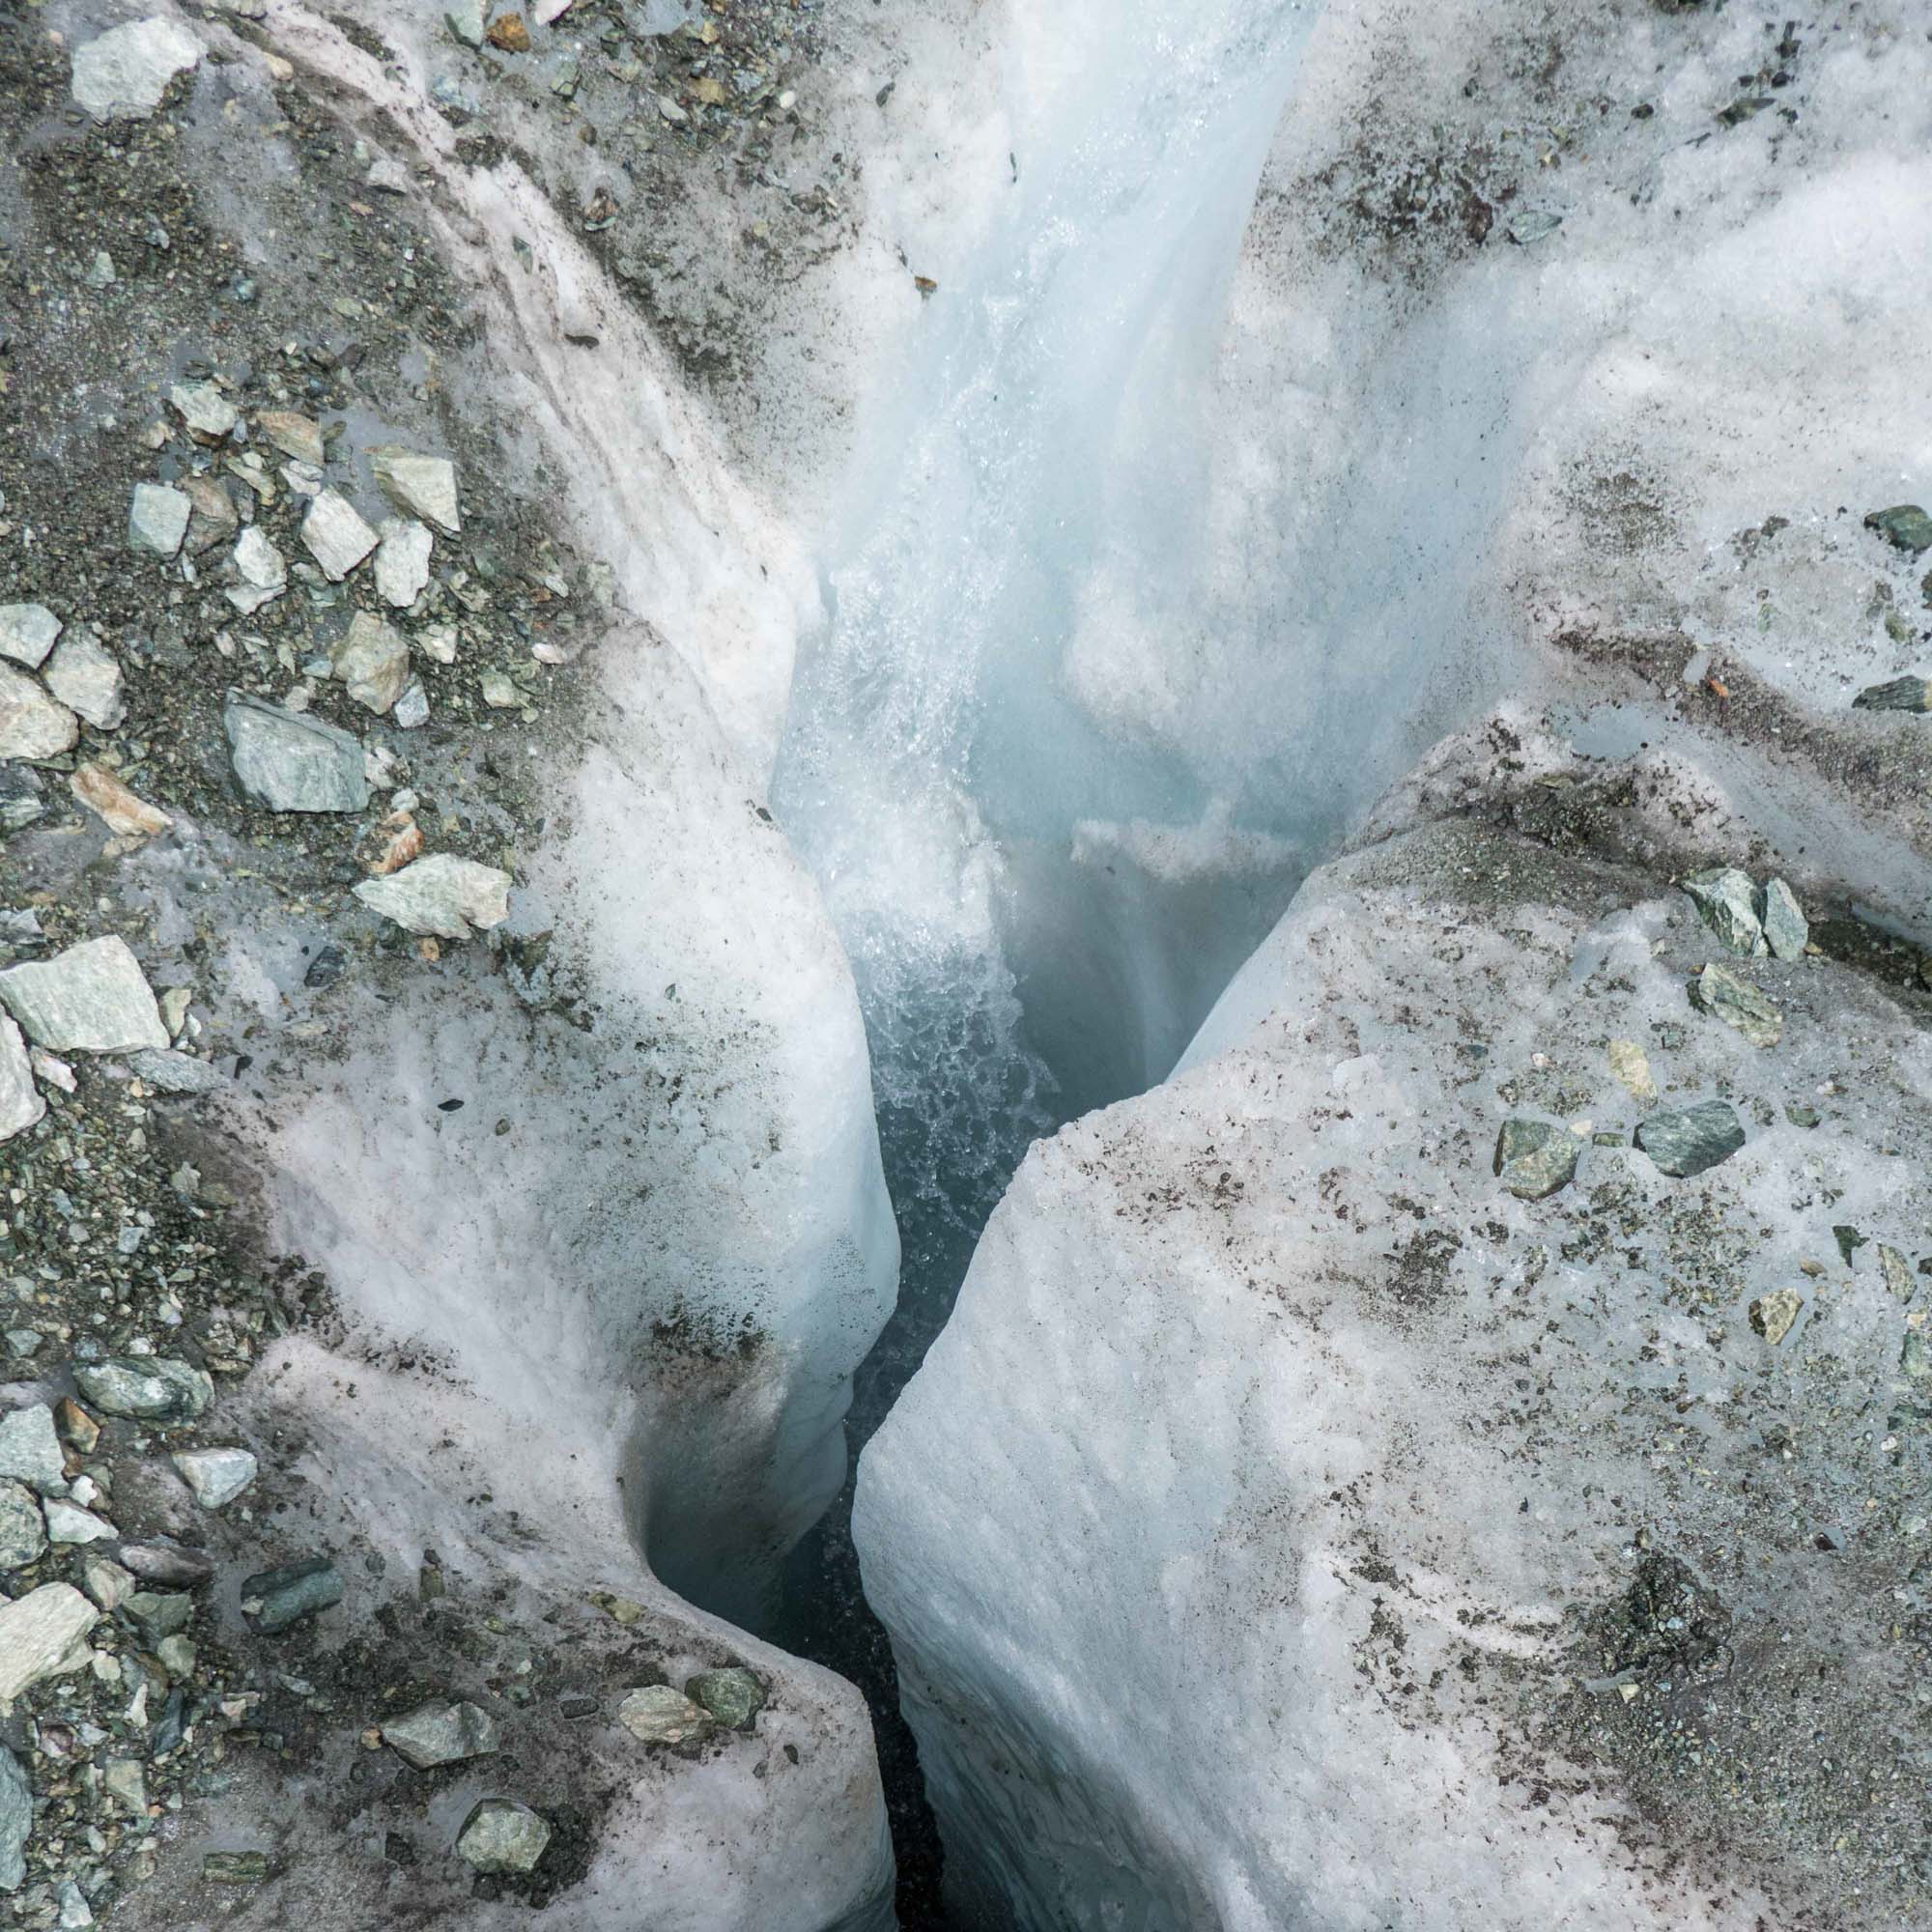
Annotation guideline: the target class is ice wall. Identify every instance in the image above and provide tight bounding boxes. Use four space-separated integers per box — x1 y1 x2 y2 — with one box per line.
773 0 1329 1181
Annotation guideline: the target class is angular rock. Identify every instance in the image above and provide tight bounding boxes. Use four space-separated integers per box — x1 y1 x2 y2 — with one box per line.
128 482 191 557
370 446 461 533
71 1356 212 1423
1492 1118 1578 1201
1751 879 1804 960
392 677 430 729
80 1557 135 1611
71 17 202 122
685 1667 765 1730
70 763 169 838
242 1556 342 1632
1748 1288 1801 1343
354 854 512 939
299 491 378 580
1680 867 1765 954
0 1484 45 1572
330 611 411 715
374 519 433 610
116 1543 213 1587
1877 1244 1914 1304
1605 1037 1657 1104
171 1446 257 1508
1690 963 1781 1048
0 665 78 762
446 0 487 46
1852 675 1932 714
45 1501 113 1546
0 1020 42 1146
255 411 324 466
125 1591 191 1640
224 694 369 813
168 381 238 441
42 630 125 730
0 606 60 670
127 1048 224 1095
1864 504 1932 554
0 937 167 1054
383 1699 498 1768
617 1684 713 1746
1635 1099 1746 1178
0 1407 65 1496
0 1584 98 1705
225 526 287 615
101 1760 145 1812
457 1800 550 1875
181 475 240 555
0 1745 27 1890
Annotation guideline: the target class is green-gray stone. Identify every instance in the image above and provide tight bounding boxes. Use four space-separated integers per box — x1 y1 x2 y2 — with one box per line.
1492 1119 1578 1201
1680 868 1765 954
685 1667 766 1731
1901 1330 1932 1383
1785 1102 1820 1128
125 1590 192 1640
456 1800 550 1875
1755 878 1807 960
1853 675 1932 714
0 1745 28 1890
1834 1225 1867 1267
1878 1245 1915 1304
203 1852 270 1885
242 1557 342 1633
1864 504 1932 554
1690 962 1781 1047
1635 1099 1746 1178
383 1699 498 1769
71 1356 212 1423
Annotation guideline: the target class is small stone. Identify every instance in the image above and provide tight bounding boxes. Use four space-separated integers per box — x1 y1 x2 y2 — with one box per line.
126 1590 192 1641
446 0 487 46
171 1446 257 1508
159 985 191 1036
203 1852 270 1885
1852 675 1932 714
383 1699 498 1768
55 1879 92 1927
331 611 411 715
42 630 125 730
116 1542 212 1586
1492 1118 1578 1201
45 1501 112 1546
1864 505 1932 555
26 1050 70 1094
392 677 430 730
417 621 459 665
0 1746 28 1890
2 1334 39 1361
168 381 238 441
355 854 512 940
0 665 78 762
374 519 433 610
128 482 191 557
370 447 460 533
71 17 203 121
684 1667 765 1730
1635 1099 1746 1178
242 1556 343 1632
456 1800 550 1875
71 1355 212 1423
1680 868 1765 955
480 669 519 709
487 12 531 51
1755 879 1806 959
84 249 116 289
224 694 369 814
182 475 240 555
225 526 287 615
619 1684 713 1745
0 937 168 1054
1784 1101 1820 1128
0 1408 63 1496
0 606 61 670
80 1558 134 1610
1902 1330 1932 1383
0 1485 45 1571
127 1046 224 1095
299 491 379 580
0 1584 98 1705
1605 1037 1656 1104
1690 962 1780 1047
1878 1245 1914 1303
357 810 423 877
156 1634 196 1681
0 1020 42 1146
54 1402 99 1456
70 764 169 838
255 410 325 465
1747 1291 1800 1344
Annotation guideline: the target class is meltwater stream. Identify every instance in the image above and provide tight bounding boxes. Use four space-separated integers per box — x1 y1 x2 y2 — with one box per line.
765 3 1328 1922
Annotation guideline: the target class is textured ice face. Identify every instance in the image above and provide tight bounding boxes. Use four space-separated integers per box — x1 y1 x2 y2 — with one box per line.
858 816 1932 1930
